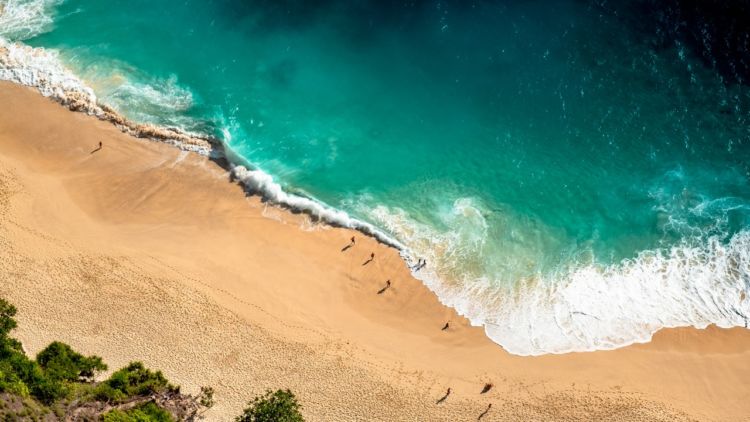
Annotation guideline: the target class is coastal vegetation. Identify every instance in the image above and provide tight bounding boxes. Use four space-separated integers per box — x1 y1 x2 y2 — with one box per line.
0 298 303 421
235 389 303 422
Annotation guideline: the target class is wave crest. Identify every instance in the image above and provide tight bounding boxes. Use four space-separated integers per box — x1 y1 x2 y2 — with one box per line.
491 231 750 355
0 38 213 154
230 165 404 249
2 0 748 358
0 0 63 41
374 199 750 356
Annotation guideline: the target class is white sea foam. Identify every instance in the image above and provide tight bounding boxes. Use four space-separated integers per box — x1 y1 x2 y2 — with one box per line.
0 38 97 104
229 165 404 249
3 0 748 358
80 63 197 125
370 201 750 356
0 2 403 247
494 232 749 355
0 0 212 153
0 0 62 41
0 1 91 105
0 38 212 154
105 75 193 118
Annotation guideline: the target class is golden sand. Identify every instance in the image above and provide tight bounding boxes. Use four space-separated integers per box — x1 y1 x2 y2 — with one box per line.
1 81 749 421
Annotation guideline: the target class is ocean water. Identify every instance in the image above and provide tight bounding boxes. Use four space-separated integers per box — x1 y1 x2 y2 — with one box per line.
1 0 749 355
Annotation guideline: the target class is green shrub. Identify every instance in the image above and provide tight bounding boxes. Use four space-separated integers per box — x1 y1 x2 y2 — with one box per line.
36 342 107 382
0 350 65 404
0 299 185 414
0 299 17 338
198 386 214 410
102 402 174 422
29 377 67 405
4 352 39 384
236 389 304 422
0 299 23 358
95 362 175 402
0 362 29 397
0 300 107 405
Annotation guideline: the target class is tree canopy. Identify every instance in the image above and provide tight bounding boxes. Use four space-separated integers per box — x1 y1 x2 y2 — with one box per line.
236 389 304 422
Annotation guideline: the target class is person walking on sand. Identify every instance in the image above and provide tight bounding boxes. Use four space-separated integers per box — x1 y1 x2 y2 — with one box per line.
442 322 450 331
481 383 493 394
351 236 355 245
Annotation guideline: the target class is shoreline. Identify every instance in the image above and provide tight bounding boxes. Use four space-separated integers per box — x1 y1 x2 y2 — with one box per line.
3 36 748 358
0 38 405 251
1 81 750 420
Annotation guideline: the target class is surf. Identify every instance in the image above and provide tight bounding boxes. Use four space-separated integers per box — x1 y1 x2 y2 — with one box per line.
2 0 749 357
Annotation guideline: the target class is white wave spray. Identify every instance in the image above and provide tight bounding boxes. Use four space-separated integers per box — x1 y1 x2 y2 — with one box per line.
371 200 750 356
0 0 405 250
0 0 62 41
229 166 404 249
2 0 749 357
0 0 213 154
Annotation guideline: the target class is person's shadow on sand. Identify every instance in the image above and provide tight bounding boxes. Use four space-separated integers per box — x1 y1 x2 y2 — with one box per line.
477 404 492 420
90 142 102 154
362 253 375 266
341 237 355 252
436 388 451 404
377 280 391 295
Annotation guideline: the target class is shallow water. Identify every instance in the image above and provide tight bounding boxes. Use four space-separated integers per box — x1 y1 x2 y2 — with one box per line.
2 0 749 354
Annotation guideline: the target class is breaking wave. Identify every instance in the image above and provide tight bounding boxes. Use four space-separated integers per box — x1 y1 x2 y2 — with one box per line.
370 201 749 355
2 0 749 357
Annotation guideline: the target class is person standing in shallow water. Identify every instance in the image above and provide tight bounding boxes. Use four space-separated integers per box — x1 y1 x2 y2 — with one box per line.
412 259 427 271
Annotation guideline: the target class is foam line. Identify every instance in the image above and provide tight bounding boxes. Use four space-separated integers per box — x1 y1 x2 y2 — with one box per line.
3 0 748 357
229 165 405 249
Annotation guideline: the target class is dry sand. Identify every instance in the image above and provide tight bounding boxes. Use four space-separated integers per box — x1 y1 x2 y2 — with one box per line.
0 81 749 421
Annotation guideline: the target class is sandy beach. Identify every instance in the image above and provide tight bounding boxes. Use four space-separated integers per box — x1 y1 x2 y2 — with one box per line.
1 81 749 421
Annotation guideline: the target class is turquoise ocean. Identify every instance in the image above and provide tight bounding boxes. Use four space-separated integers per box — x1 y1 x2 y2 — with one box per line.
1 0 748 355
